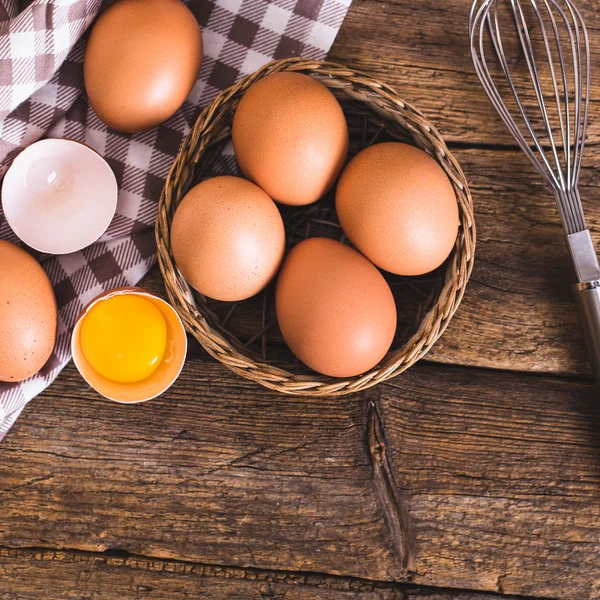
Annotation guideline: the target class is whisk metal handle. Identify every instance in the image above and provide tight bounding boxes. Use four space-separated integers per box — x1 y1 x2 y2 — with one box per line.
567 229 600 386
567 230 600 283
573 280 600 387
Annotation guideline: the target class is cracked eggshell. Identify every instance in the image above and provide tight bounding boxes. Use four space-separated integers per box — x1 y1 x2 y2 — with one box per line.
2 139 118 254
72 288 187 403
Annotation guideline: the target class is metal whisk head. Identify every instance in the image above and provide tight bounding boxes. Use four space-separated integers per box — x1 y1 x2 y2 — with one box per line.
470 0 600 388
470 0 590 235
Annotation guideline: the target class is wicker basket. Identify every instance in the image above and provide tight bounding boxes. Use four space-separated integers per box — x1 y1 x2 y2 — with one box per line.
156 57 475 396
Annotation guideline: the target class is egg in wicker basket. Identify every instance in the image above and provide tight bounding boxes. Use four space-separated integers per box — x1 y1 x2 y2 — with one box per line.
156 57 475 396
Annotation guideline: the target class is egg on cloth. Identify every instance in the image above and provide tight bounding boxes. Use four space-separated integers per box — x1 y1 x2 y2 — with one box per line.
336 142 459 276
275 238 397 378
84 0 203 133
0 241 57 383
2 139 118 254
232 72 349 206
170 176 285 302
72 288 187 403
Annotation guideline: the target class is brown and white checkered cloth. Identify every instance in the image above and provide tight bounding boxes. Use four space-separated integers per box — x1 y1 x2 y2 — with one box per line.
0 0 350 440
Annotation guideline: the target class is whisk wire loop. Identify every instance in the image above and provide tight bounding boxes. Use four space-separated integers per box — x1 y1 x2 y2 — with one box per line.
470 0 589 235
565 0 590 187
513 0 567 189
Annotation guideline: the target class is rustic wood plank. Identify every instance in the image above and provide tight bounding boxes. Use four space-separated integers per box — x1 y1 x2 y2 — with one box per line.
377 367 600 599
428 147 599 376
328 0 600 146
0 548 397 600
0 548 526 600
0 360 405 582
1 358 598 599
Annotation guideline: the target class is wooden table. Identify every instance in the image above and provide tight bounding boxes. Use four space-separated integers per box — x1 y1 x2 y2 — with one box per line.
2 0 600 598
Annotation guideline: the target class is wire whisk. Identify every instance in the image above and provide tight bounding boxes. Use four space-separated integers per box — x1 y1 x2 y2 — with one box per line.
470 0 600 386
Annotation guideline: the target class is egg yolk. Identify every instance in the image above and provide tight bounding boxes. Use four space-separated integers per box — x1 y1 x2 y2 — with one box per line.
80 295 168 384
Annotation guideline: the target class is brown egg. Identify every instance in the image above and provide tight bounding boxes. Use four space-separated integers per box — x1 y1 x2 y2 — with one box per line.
336 142 459 276
0 241 57 382
275 238 397 377
84 0 203 133
232 72 349 206
171 176 285 302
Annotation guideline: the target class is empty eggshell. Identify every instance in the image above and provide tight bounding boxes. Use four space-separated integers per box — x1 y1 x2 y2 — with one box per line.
72 288 187 403
84 0 203 133
0 241 57 383
275 237 397 378
336 142 459 276
232 72 349 206
2 139 118 254
170 176 286 302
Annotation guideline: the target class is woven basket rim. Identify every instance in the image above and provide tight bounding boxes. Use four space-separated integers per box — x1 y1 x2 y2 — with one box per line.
156 57 476 397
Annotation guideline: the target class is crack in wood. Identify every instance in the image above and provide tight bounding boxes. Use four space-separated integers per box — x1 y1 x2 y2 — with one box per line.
366 399 414 576
0 545 552 600
0 545 399 593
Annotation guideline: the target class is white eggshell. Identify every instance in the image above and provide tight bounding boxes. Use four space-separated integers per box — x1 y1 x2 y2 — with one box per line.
2 139 118 254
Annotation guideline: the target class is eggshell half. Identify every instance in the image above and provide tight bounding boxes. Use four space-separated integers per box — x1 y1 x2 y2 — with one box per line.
275 237 397 377
232 72 349 206
71 288 187 403
0 241 57 382
2 139 118 254
84 0 203 133
336 142 459 276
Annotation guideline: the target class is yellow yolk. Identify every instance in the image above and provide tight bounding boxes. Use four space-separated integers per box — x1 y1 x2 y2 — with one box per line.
80 294 168 384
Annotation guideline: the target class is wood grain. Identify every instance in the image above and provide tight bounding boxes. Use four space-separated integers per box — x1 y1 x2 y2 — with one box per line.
0 548 524 600
328 0 600 146
0 548 398 600
2 358 599 599
428 148 600 376
377 367 600 599
1 361 404 582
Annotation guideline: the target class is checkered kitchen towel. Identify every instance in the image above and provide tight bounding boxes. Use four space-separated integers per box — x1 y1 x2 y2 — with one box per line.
0 0 351 440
